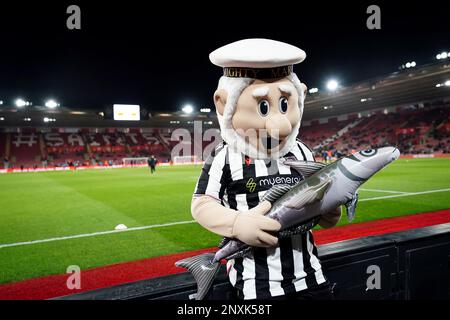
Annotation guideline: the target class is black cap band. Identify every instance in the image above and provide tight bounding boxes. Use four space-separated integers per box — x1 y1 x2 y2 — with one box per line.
223 65 293 79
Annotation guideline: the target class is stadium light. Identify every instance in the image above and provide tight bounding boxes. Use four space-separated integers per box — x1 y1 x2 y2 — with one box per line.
326 80 339 91
445 80 450 87
200 108 211 113
437 52 448 60
182 104 194 114
309 88 319 94
404 61 416 69
15 98 27 108
0 100 3 105
0 117 4 121
23 117 31 122
45 99 59 109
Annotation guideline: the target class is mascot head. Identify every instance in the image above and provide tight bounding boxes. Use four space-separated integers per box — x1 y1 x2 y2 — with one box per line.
210 38 308 160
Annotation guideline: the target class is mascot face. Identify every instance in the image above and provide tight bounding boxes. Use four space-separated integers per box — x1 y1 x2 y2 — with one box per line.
209 38 308 159
213 75 306 159
231 79 301 156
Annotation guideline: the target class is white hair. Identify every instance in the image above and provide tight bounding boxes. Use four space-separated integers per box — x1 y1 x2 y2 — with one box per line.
216 73 305 159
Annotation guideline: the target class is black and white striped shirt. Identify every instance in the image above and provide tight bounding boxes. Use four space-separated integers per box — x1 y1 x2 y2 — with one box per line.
194 140 326 299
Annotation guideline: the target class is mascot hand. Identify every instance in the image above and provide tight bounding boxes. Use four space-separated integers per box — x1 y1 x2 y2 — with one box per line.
232 201 281 247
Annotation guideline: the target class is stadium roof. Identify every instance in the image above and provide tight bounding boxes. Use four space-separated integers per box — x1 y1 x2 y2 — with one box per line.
304 61 450 119
0 61 449 129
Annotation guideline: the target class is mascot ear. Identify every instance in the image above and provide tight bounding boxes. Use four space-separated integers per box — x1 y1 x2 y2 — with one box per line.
300 83 307 97
214 89 227 116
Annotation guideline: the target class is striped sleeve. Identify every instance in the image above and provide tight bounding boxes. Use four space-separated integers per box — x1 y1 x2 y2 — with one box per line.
297 140 316 161
193 143 229 201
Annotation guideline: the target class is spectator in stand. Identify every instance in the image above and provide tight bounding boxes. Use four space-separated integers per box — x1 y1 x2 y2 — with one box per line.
3 157 9 169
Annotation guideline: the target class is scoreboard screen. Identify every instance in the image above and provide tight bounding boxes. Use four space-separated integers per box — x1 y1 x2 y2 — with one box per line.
113 104 140 121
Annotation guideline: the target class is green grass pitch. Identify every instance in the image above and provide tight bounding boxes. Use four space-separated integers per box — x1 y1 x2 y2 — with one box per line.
0 158 449 285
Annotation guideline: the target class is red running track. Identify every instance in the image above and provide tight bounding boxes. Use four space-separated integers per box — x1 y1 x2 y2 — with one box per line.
1 209 450 300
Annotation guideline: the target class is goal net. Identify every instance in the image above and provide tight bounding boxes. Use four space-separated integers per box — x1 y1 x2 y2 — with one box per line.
172 155 199 165
122 157 149 166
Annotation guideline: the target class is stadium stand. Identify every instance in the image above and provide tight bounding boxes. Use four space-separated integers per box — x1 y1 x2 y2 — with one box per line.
0 129 173 169
301 104 450 159
9 130 41 169
1 59 449 169
43 131 88 167
0 104 449 169
0 133 7 168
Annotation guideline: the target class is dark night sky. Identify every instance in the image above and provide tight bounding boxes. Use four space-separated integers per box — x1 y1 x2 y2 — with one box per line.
0 1 449 112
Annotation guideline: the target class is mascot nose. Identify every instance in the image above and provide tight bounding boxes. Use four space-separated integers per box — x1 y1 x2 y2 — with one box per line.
266 115 292 138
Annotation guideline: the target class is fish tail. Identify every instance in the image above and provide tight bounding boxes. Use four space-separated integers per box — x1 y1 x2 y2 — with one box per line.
175 253 220 300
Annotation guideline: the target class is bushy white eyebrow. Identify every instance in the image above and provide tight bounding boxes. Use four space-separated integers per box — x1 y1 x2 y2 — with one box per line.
252 86 270 98
278 84 295 95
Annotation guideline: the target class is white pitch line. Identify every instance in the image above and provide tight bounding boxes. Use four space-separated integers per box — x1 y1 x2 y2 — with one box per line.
359 188 450 202
360 188 409 194
1 188 450 249
0 220 196 249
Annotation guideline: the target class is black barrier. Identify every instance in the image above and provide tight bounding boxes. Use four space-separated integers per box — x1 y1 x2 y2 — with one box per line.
56 222 450 300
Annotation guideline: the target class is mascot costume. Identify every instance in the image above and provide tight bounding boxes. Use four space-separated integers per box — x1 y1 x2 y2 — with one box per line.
181 39 342 300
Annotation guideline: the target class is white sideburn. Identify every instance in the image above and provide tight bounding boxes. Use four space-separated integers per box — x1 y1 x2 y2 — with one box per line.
216 73 305 160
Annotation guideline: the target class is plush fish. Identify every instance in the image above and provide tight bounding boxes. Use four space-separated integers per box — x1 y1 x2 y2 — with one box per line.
176 147 400 300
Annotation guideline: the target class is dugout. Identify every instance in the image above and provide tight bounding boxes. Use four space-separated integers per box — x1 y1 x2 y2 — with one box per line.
56 223 450 300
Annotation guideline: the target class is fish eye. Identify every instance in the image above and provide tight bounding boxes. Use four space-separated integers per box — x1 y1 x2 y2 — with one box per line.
258 100 270 116
279 97 288 113
360 149 377 157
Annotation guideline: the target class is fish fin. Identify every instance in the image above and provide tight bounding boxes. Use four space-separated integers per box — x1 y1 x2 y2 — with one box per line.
261 184 292 204
226 246 253 260
345 191 359 222
175 253 220 300
286 179 331 209
218 237 231 249
279 216 322 238
283 160 326 178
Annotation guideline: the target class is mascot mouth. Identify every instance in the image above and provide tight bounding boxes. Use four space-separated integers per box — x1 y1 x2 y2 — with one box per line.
261 135 282 150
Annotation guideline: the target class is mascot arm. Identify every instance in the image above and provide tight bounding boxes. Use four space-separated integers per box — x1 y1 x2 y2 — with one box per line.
318 206 342 229
191 195 281 247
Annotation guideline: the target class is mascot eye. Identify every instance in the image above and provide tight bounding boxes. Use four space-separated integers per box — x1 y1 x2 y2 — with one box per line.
258 100 270 116
279 97 288 113
360 149 377 157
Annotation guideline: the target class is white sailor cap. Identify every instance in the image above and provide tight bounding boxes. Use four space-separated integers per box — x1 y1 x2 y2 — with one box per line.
209 38 306 79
